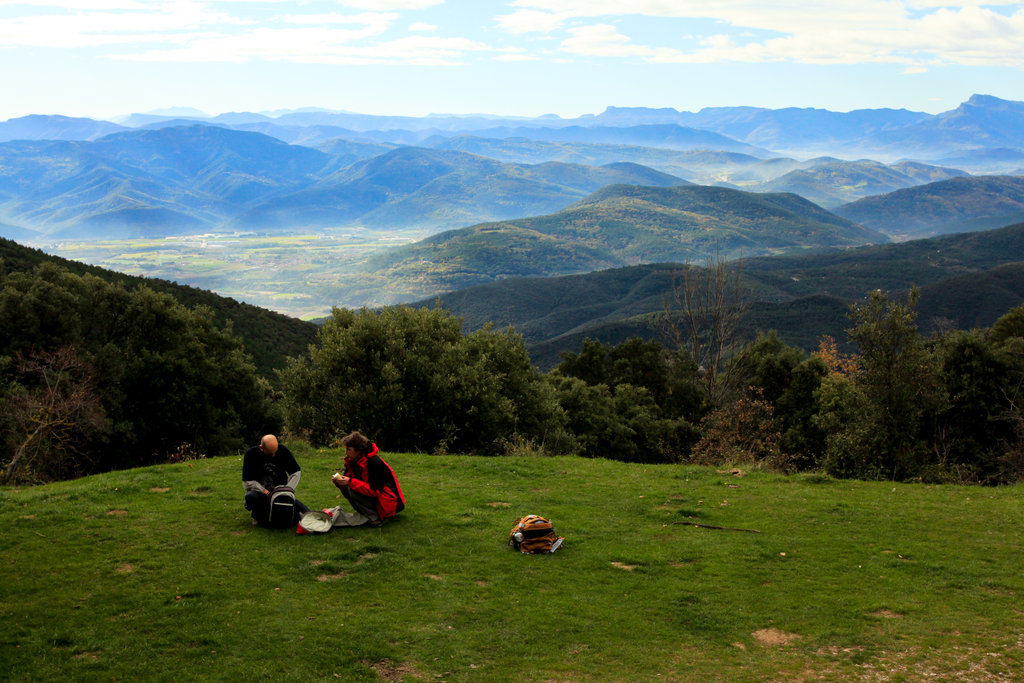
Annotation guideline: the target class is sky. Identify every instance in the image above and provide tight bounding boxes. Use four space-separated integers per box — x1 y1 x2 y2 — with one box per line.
1 0 1024 122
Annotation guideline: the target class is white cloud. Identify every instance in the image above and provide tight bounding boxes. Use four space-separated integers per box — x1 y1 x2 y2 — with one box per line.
409 21 436 31
499 0 1024 68
283 11 396 29
496 8 572 34
120 30 490 65
335 0 443 9
561 24 659 58
0 0 244 48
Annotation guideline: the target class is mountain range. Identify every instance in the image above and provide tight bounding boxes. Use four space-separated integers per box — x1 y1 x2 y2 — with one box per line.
0 126 688 239
3 93 1024 360
411 220 1024 367
5 93 1024 164
345 184 885 305
3 96 1022 241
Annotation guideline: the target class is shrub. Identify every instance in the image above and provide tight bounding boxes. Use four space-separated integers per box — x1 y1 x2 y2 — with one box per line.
279 306 568 454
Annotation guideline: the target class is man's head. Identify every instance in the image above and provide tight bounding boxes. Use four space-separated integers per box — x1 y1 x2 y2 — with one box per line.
260 434 279 456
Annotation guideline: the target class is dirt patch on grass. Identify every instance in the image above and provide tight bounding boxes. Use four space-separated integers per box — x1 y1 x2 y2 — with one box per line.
115 563 136 574
317 571 348 582
149 487 170 493
753 628 800 646
356 553 377 564
869 609 903 619
361 658 425 681
487 502 511 508
717 468 747 477
425 574 445 581
310 559 326 566
106 509 128 516
610 562 638 571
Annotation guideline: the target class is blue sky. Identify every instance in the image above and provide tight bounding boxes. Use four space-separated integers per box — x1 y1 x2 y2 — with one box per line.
2 0 1023 121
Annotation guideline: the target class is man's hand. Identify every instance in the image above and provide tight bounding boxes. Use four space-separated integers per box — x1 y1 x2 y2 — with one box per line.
332 475 351 487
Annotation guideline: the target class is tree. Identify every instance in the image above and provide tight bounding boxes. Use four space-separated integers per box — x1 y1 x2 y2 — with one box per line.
280 305 567 455
1 346 107 483
820 288 942 480
547 376 698 463
662 250 746 404
0 263 278 479
555 336 703 423
726 331 828 469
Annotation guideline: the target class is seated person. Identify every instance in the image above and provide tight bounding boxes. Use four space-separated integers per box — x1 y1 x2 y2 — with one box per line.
242 434 309 526
326 431 405 527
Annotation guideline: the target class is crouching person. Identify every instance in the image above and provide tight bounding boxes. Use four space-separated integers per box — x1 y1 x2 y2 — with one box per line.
242 434 309 527
327 431 405 527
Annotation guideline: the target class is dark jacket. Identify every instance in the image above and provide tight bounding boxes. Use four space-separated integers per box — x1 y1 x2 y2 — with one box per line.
343 443 405 520
242 444 301 493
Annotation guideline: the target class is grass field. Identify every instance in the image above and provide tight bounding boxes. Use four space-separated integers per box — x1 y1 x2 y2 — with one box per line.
2 446 1023 682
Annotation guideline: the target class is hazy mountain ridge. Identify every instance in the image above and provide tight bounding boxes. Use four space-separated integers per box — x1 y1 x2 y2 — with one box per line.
413 220 1024 366
6 94 1023 165
0 129 687 238
230 147 689 233
833 175 1024 239
351 184 887 304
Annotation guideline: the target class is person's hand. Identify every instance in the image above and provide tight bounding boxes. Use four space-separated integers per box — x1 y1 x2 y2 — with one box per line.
333 475 350 487
263 488 270 496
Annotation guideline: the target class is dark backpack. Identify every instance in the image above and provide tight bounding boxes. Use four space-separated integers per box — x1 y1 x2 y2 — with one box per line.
267 486 297 529
509 515 564 554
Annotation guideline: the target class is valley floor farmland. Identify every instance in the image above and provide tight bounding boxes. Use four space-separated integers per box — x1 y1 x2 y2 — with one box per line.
2 449 1023 682
38 229 426 319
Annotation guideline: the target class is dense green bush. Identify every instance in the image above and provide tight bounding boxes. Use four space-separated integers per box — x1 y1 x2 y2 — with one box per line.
279 305 570 454
0 263 279 482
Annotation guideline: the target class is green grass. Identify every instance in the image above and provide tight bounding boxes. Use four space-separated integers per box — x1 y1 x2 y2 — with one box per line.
3 447 1024 681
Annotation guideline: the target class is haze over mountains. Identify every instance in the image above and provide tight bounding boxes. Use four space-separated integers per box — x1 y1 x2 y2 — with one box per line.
2 93 1024 348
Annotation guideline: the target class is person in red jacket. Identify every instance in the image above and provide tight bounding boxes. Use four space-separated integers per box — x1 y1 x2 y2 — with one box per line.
327 431 405 527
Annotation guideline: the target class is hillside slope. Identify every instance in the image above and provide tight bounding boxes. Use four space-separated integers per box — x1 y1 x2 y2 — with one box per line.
358 184 886 304
0 237 317 377
414 222 1024 366
834 175 1024 239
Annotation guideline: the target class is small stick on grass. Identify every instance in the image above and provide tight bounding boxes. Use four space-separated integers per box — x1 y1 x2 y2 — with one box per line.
673 521 761 533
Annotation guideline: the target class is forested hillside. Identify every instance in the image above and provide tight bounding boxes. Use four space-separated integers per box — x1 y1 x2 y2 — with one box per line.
834 175 1024 238
416 221 1024 367
0 238 317 377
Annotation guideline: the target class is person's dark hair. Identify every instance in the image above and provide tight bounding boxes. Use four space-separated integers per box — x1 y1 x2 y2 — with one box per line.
341 431 371 454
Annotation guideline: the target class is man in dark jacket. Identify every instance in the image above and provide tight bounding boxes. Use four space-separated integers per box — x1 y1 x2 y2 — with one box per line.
328 431 405 527
242 434 309 526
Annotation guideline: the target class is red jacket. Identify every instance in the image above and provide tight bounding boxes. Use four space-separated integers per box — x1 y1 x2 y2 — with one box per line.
343 444 405 520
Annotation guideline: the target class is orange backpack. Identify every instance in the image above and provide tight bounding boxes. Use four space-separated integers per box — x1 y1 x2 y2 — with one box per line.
509 515 564 554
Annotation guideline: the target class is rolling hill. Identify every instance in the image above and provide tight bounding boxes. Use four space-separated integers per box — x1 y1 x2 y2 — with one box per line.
231 147 689 232
833 175 1024 239
755 158 967 208
0 237 318 377
349 184 887 305
0 129 687 239
410 221 1024 367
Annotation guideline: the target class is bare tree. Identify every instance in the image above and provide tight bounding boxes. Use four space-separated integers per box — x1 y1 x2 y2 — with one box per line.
2 346 107 483
662 250 746 404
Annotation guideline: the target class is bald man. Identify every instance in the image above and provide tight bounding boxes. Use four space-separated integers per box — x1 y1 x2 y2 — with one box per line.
242 434 308 527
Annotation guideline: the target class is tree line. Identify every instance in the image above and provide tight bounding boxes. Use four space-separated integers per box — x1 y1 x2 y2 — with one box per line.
4 258 1024 485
